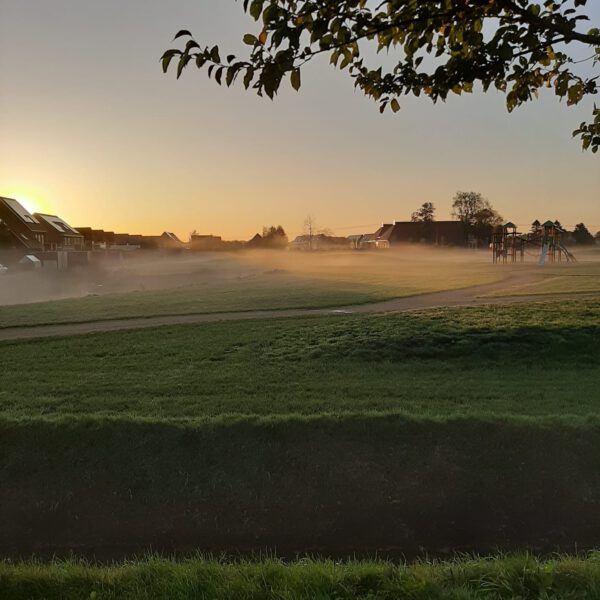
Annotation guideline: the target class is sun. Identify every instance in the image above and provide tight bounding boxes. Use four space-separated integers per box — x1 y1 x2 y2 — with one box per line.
0 186 47 215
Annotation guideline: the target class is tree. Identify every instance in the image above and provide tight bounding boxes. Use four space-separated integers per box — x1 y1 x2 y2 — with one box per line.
163 1 600 152
411 202 435 223
451 191 502 242
451 191 500 227
262 224 288 248
572 222 595 244
530 219 541 234
303 215 316 250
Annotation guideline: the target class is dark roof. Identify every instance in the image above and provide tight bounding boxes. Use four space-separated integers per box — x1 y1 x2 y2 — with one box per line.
34 213 82 236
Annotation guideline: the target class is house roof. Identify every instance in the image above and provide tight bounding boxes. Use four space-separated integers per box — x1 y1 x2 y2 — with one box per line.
161 231 183 243
1 198 41 225
34 213 81 236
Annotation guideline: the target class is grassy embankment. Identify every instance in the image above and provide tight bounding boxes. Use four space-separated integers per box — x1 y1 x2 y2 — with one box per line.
1 299 600 558
0 252 501 328
4 554 600 599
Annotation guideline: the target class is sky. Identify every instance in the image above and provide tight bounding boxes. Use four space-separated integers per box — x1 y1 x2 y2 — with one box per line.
0 1 599 240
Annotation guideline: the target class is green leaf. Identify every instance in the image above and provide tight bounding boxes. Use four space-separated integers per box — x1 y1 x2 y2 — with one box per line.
249 0 263 21
173 30 192 41
243 67 255 89
210 46 221 63
161 50 180 74
390 98 400 113
243 34 258 46
290 69 301 91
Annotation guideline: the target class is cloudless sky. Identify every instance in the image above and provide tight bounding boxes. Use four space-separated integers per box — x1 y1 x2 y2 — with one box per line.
0 1 598 240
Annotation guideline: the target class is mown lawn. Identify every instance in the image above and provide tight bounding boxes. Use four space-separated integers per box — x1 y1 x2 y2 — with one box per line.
3 554 600 600
1 299 598 420
484 260 600 297
0 254 501 328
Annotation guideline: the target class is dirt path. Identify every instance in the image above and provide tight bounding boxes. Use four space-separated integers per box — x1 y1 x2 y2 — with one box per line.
0 271 592 342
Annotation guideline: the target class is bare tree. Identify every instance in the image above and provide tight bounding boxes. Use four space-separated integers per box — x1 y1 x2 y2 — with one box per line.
303 215 316 251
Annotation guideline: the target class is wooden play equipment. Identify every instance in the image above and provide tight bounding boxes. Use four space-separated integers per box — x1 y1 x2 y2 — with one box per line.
537 221 576 265
492 222 525 264
492 220 576 264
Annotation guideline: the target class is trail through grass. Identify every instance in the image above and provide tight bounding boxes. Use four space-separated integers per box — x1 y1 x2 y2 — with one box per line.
1 299 598 420
0 252 502 328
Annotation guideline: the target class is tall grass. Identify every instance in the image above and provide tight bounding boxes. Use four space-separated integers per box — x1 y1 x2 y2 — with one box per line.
3 554 600 599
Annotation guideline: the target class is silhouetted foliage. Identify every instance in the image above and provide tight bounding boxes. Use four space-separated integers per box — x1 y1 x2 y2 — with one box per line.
452 191 502 244
262 224 288 248
572 222 595 245
411 202 436 223
163 1 600 152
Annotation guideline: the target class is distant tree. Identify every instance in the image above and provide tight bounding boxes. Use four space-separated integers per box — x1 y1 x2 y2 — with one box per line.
303 215 316 250
411 202 435 223
530 219 541 234
317 227 335 237
262 225 288 249
572 222 595 245
452 192 502 227
554 220 563 229
451 191 502 244
596 231 600 243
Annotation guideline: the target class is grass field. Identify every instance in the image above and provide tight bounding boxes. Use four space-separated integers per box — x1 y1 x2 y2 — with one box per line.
3 554 600 599
483 258 600 297
2 257 600 564
0 250 501 328
1 299 598 420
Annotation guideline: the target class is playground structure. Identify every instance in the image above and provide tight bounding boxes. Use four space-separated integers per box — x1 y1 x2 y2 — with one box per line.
492 221 576 265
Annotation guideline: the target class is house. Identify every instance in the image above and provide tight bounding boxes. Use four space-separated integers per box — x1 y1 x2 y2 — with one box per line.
157 232 185 250
246 233 264 249
76 228 116 249
348 232 388 249
190 234 223 251
34 213 84 250
0 197 47 251
291 234 350 251
352 220 467 248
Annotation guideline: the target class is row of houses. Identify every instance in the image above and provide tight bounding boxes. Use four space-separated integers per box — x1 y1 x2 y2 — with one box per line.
0 197 84 252
0 197 187 255
0 196 477 270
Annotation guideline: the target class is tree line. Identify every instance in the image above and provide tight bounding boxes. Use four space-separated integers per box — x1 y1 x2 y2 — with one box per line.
411 192 597 245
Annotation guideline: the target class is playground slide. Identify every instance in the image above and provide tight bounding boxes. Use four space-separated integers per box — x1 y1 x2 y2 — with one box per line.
538 242 550 266
559 243 577 262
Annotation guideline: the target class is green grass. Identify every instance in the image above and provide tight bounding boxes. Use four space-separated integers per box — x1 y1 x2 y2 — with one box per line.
0 275 389 328
0 259 501 328
1 299 599 420
4 554 600 599
3 295 600 561
484 261 600 297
